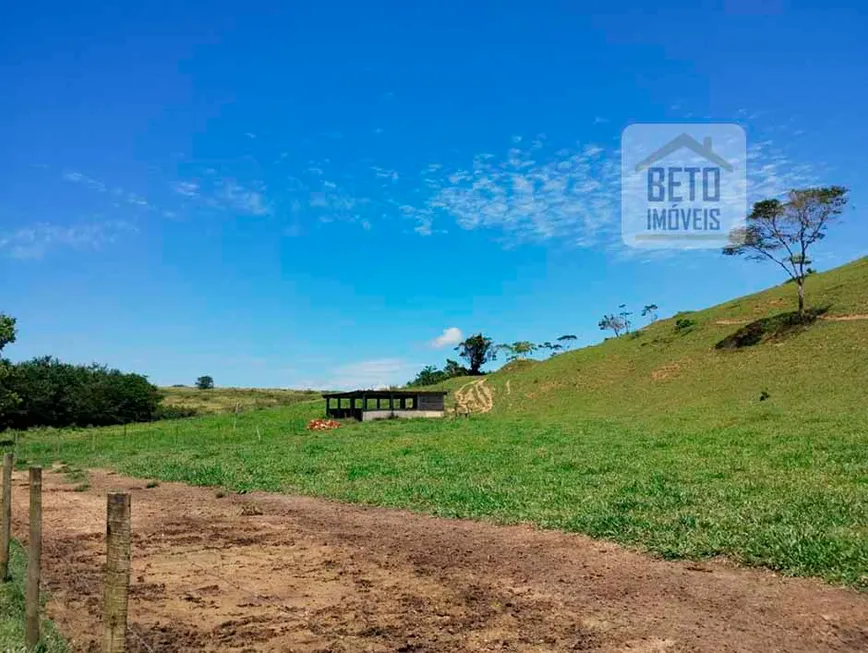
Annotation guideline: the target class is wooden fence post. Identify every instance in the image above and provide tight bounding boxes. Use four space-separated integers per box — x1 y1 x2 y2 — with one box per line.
25 466 42 649
103 492 131 653
0 452 12 581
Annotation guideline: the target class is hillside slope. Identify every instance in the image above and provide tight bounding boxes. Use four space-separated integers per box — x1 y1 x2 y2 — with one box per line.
463 257 868 425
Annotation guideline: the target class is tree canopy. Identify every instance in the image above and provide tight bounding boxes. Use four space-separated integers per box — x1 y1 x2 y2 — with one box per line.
196 375 215 390
599 314 627 337
455 333 497 375
0 313 16 353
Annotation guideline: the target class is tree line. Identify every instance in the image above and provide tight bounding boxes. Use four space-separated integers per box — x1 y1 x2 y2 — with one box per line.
407 333 578 386
0 314 162 430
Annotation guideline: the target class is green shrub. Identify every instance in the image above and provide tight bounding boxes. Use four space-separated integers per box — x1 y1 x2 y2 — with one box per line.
0 356 160 430
674 318 696 333
153 404 200 420
715 308 826 350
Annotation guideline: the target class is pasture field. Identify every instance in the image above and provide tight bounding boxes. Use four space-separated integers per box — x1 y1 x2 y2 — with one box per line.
4 258 867 591
9 396 867 589
160 386 320 414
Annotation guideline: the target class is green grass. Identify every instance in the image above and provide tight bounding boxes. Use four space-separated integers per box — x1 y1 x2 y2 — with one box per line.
160 386 320 415
0 541 67 652
4 257 868 590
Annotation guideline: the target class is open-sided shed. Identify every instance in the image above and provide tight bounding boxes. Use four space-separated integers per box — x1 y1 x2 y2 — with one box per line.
322 390 447 421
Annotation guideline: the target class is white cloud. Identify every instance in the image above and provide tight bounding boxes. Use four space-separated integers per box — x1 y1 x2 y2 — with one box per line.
324 358 415 390
411 139 622 248
745 139 819 202
62 171 107 192
371 166 399 183
174 181 200 198
62 170 151 210
397 126 825 253
0 221 136 260
431 327 463 348
216 179 270 216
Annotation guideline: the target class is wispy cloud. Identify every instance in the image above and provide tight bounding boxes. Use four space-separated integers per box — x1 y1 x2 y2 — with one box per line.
0 221 136 260
745 139 820 201
54 115 824 256
371 166 399 183
62 171 107 192
174 176 271 217
430 326 463 348
397 126 825 253
219 179 270 216
174 181 200 198
62 170 151 210
406 139 622 248
324 358 416 390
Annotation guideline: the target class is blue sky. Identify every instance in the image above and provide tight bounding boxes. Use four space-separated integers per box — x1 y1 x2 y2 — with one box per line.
2 1 866 389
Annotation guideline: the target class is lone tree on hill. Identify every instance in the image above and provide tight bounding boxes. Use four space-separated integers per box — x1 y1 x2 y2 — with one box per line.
641 304 659 323
618 304 633 334
599 314 627 338
455 333 496 375
196 375 215 390
556 334 578 350
497 341 537 362
723 186 849 317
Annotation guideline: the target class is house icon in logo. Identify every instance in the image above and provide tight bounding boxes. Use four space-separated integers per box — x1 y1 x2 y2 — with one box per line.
634 134 734 173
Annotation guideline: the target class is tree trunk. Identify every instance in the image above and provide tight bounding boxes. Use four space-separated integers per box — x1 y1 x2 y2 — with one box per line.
797 280 805 318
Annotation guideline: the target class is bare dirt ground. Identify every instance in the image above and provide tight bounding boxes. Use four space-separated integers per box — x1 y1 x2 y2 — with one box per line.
454 379 494 414
9 468 868 652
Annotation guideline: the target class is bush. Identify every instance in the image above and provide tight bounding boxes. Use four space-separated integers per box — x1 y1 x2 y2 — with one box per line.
715 308 826 350
674 318 696 333
0 356 161 430
407 359 470 387
153 404 200 420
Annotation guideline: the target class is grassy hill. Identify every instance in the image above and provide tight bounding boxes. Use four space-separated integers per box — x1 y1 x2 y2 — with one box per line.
160 386 320 414
478 255 868 424
7 257 868 589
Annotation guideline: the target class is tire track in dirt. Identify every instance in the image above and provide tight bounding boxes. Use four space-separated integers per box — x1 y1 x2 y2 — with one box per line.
454 378 494 414
7 469 868 652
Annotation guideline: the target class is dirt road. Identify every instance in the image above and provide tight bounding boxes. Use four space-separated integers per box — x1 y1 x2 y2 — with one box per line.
8 468 868 652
